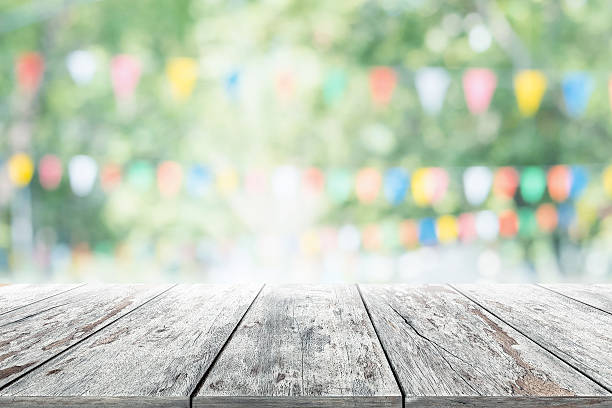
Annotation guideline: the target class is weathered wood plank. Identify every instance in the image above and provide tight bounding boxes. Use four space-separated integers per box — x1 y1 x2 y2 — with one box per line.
0 284 261 408
194 284 401 408
404 396 612 407
454 284 612 392
0 284 83 315
359 284 608 407
0 284 170 389
539 284 612 315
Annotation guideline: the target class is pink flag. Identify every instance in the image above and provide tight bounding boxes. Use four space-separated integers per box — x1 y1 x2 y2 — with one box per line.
370 67 397 106
462 68 497 115
111 54 141 101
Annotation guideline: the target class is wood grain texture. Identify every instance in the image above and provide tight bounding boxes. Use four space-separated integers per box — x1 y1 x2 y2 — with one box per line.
404 396 612 407
454 284 612 392
0 284 169 389
0 284 261 408
539 284 612 314
194 284 401 408
0 284 83 315
359 284 608 405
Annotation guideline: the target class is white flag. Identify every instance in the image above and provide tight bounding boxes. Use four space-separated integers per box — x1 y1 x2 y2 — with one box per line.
463 166 493 206
66 50 97 85
415 67 450 115
69 155 98 196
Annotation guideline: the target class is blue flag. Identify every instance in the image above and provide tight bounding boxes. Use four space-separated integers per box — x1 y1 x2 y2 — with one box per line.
562 73 593 118
384 167 409 205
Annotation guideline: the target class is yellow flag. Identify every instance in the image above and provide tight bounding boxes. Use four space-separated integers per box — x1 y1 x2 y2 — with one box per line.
514 70 547 116
166 58 198 101
603 165 612 198
411 168 430 206
436 215 458 243
217 168 239 195
8 153 34 187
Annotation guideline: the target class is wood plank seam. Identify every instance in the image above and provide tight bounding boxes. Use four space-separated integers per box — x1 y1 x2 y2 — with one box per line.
356 284 406 408
0 284 176 394
188 284 266 406
448 284 612 394
0 283 86 317
535 284 612 317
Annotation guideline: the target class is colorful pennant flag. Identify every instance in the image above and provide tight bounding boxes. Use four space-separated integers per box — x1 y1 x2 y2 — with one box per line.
475 210 499 241
415 67 450 115
514 70 547 116
8 153 34 187
68 155 98 197
100 163 122 192
66 50 97 85
275 70 295 102
38 154 62 190
383 167 409 205
323 69 347 105
436 215 458 243
536 203 558 232
399 220 419 248
327 169 352 204
157 161 183 197
369 67 397 106
186 165 213 197
518 208 537 238
493 167 519 199
562 72 593 118
520 166 546 204
111 54 141 101
603 165 612 198
569 166 588 199
419 218 437 245
302 167 325 195
244 168 267 195
355 167 382 204
16 52 44 94
271 165 299 200
547 165 571 202
462 68 497 115
224 69 241 100
412 167 448 206
166 57 198 101
498 209 519 238
458 213 477 242
463 166 492 206
127 161 154 192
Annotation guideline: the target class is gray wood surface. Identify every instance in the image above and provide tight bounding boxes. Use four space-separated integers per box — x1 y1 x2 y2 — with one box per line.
539 284 612 314
454 284 612 392
0 284 261 408
359 284 609 406
0 284 83 315
194 284 401 408
0 284 169 388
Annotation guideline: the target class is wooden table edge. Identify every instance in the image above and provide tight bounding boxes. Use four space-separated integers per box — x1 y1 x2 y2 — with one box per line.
0 396 189 408
404 395 612 407
192 395 403 408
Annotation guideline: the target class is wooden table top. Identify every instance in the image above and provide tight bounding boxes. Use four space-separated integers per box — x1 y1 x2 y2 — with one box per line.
0 283 610 407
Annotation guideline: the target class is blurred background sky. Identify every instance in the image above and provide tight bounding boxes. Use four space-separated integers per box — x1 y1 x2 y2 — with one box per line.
1 0 612 284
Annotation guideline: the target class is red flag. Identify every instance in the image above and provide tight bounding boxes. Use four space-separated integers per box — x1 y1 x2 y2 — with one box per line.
370 67 397 106
16 52 44 93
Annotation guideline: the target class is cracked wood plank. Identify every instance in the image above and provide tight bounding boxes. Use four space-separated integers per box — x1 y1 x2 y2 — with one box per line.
539 284 612 315
0 284 83 316
455 284 612 392
194 284 401 408
0 284 261 408
359 284 610 407
0 284 169 389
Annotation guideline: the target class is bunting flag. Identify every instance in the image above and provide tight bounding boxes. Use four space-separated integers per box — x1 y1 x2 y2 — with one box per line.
462 68 497 115
355 167 382 203
68 155 98 197
418 218 437 245
216 167 239 195
302 167 325 195
520 166 546 204
603 165 612 198
16 52 44 94
157 161 183 197
383 167 409 205
463 166 493 206
275 69 295 101
100 163 122 192
399 220 419 248
458 213 477 242
186 165 212 197
518 208 536 238
475 210 498 241
127 161 154 191
547 165 571 202
111 54 141 101
498 209 519 238
412 167 449 206
562 72 593 118
415 67 450 115
327 169 352 203
66 50 96 85
369 67 397 106
323 69 347 105
569 166 588 199
514 70 547 116
271 165 299 200
536 203 558 232
7 153 34 187
166 57 198 101
38 154 63 190
436 215 458 243
224 69 240 100
244 168 268 195
493 167 519 199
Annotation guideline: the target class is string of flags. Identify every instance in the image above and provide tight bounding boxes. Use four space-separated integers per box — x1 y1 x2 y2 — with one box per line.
12 51 612 116
3 153 612 207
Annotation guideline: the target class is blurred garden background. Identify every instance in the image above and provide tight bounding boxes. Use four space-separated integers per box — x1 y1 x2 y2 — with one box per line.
1 0 612 283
